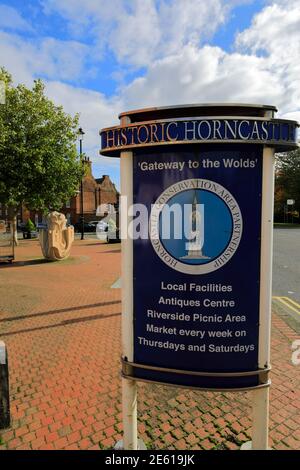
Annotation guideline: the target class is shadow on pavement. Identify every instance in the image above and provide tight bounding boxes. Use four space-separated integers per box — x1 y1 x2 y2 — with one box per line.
0 311 121 337
0 300 121 323
0 259 49 268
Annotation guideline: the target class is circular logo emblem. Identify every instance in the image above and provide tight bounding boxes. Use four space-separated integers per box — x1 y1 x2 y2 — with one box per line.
149 179 243 275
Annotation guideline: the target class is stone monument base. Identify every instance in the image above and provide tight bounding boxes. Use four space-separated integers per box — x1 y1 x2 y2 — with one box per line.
181 250 210 260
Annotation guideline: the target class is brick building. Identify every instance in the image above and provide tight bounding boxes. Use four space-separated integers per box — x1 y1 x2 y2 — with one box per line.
0 158 119 227
57 158 119 226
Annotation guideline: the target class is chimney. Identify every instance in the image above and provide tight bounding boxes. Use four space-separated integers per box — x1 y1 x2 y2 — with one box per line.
83 157 92 176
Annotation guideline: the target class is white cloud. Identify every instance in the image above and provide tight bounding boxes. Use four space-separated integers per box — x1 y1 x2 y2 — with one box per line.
0 27 120 170
121 44 285 110
108 0 235 66
112 0 299 123
0 29 118 171
235 0 300 118
108 0 161 66
0 31 92 84
38 38 91 81
1 0 299 183
0 31 34 85
238 3 299 46
235 0 300 63
41 0 247 67
157 0 229 54
45 81 122 182
45 80 122 151
0 4 33 32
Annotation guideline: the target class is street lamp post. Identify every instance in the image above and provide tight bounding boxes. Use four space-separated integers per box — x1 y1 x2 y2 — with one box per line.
78 128 85 240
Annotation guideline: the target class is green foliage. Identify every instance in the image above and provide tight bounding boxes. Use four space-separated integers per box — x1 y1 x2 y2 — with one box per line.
0 67 12 86
0 68 84 215
25 219 36 232
274 148 300 222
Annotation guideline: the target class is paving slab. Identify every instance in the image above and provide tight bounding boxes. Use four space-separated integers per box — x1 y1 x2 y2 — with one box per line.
0 239 299 450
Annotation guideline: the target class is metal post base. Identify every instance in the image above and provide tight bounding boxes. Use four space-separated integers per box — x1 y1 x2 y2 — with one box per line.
0 341 10 429
240 441 272 450
240 441 252 450
114 439 147 450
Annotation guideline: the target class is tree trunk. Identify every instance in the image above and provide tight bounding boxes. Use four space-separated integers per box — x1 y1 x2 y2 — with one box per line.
8 207 18 247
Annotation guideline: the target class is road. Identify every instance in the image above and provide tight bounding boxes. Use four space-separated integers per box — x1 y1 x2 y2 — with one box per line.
273 228 300 301
273 227 300 326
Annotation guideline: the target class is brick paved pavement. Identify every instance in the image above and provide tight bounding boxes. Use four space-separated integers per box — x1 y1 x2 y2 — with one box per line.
0 239 299 450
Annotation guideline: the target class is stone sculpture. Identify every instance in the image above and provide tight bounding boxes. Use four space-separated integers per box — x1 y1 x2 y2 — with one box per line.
39 212 74 261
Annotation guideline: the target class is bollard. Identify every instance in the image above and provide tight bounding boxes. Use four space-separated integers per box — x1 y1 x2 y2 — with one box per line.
0 341 10 429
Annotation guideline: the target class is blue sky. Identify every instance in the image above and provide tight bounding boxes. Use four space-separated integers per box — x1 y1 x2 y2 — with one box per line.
0 0 299 189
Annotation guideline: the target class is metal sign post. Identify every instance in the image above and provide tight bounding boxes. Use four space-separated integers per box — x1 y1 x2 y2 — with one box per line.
100 104 299 450
248 146 274 450
0 341 10 429
120 115 138 450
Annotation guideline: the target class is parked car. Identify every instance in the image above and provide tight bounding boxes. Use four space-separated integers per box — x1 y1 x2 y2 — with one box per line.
36 222 47 230
96 220 108 232
89 220 100 227
17 222 26 232
73 222 96 233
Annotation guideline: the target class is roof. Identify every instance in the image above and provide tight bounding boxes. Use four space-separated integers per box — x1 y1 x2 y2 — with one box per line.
118 103 277 122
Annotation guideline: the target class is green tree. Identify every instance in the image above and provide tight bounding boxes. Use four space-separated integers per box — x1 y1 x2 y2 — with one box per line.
25 219 36 232
0 68 84 244
275 148 300 223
